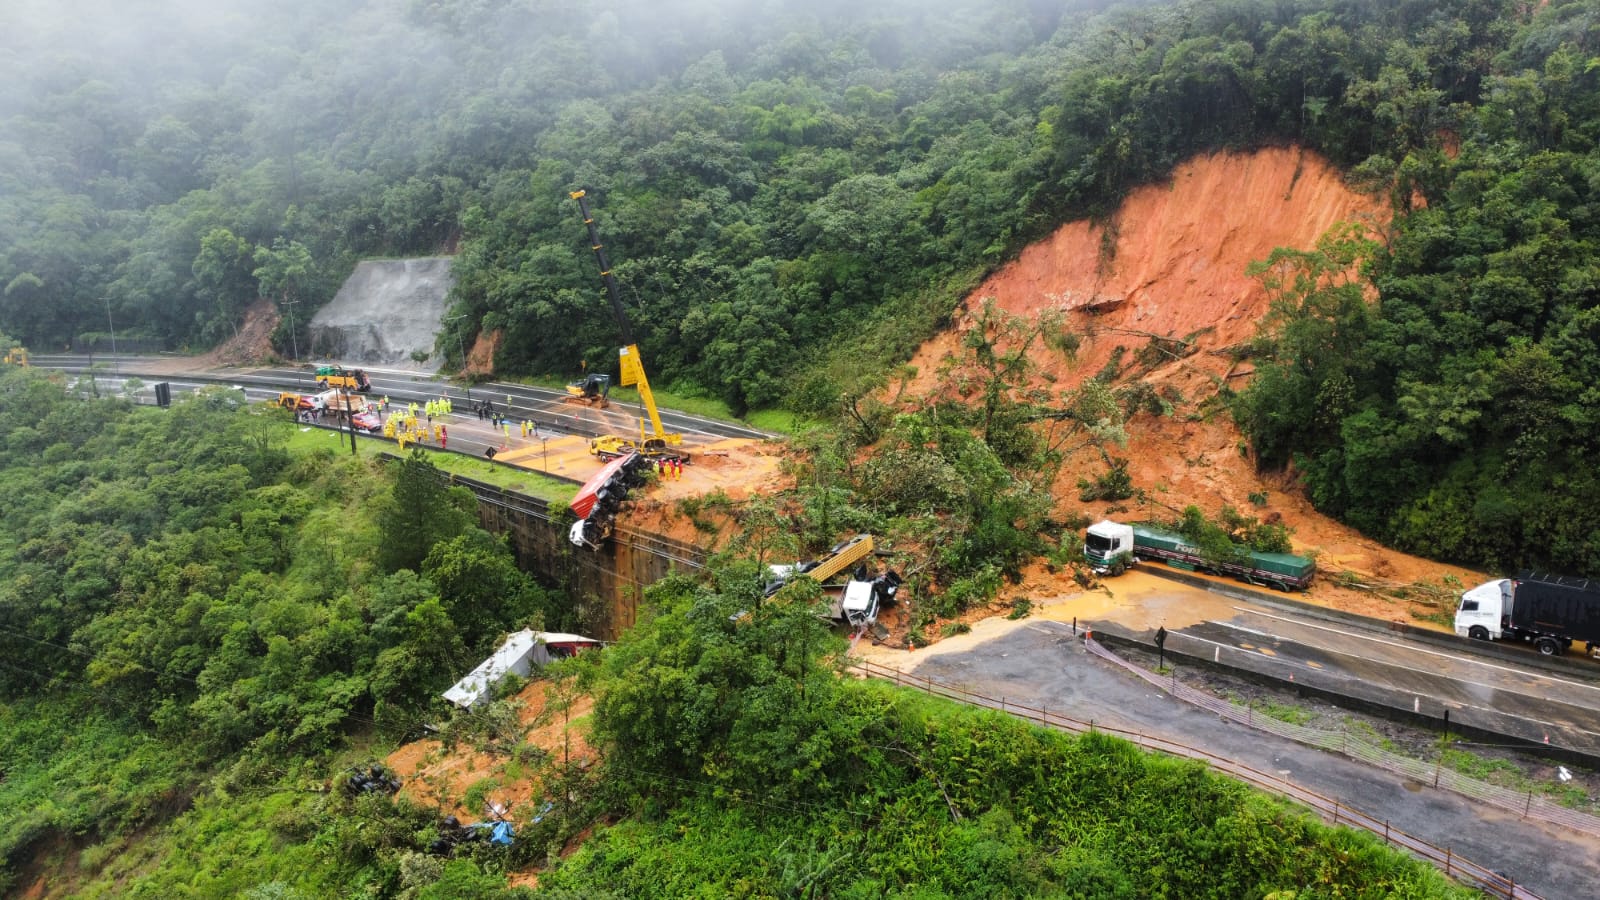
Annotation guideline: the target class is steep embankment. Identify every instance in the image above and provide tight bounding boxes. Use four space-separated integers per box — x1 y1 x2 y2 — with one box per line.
905 146 1481 624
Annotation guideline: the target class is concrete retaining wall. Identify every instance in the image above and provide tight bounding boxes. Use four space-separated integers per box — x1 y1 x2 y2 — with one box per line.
446 472 706 640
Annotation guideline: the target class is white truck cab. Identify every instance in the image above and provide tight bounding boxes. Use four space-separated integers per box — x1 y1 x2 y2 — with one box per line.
1454 578 1511 640
841 579 877 626
1084 520 1136 573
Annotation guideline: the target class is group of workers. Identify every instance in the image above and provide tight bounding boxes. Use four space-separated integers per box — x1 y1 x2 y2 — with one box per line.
654 457 684 480
386 411 448 451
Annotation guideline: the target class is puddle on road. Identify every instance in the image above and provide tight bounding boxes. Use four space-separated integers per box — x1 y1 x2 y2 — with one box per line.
1033 569 1237 631
1401 780 1423 793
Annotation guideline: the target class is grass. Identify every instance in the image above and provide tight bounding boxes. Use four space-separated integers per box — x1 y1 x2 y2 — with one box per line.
279 416 578 505
744 408 823 435
520 375 808 434
1219 690 1315 726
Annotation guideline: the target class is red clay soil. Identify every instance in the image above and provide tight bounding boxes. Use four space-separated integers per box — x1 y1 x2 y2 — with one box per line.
194 298 281 368
898 146 1483 629
384 682 599 888
385 683 595 825
463 328 500 377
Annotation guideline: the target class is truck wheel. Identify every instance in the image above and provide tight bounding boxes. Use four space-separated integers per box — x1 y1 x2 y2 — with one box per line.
1537 637 1561 657
1468 626 1489 641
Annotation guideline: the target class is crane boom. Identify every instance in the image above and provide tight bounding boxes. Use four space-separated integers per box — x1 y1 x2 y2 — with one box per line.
569 190 679 450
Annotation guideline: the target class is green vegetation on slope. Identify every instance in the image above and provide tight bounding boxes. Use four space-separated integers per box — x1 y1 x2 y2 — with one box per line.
533 572 1474 898
7 0 1596 572
0 367 567 893
0 364 1476 897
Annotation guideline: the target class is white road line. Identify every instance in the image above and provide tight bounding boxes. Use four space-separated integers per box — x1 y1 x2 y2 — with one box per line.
1229 606 1600 694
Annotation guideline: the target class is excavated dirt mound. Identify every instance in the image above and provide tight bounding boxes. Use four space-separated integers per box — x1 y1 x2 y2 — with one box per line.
898 146 1482 629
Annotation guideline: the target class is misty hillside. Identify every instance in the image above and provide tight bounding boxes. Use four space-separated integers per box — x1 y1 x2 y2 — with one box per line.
4 0 1600 571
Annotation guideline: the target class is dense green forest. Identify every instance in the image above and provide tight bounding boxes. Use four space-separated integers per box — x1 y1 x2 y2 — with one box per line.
0 365 566 893
7 0 1600 893
6 0 1600 570
0 365 1471 895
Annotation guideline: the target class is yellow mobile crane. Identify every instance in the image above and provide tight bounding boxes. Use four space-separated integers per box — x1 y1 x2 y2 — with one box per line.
569 190 686 463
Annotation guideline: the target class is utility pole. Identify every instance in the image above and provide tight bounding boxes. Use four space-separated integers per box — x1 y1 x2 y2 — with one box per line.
345 391 357 456
102 297 117 375
282 300 301 379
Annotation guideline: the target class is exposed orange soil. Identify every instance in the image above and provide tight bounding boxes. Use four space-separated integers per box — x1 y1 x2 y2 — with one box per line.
655 438 788 503
464 328 500 377
895 146 1483 633
905 146 1386 399
385 682 595 824
195 298 281 367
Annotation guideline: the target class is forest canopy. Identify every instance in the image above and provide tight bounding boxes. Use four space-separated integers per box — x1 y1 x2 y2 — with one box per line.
4 0 1600 567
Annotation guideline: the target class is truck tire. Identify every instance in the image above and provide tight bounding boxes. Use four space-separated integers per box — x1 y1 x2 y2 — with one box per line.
1468 626 1489 641
1537 637 1561 657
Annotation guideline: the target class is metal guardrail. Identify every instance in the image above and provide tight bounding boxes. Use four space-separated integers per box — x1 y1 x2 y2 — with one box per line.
1082 632 1600 840
848 657 1537 899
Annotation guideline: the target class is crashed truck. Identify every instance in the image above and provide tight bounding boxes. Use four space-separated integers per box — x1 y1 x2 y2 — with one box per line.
568 451 652 549
766 534 901 628
442 630 603 709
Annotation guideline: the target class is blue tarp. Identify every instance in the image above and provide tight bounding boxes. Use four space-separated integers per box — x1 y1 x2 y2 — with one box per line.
466 820 516 846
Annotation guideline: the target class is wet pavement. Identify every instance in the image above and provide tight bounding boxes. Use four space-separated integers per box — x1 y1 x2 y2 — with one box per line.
1047 571 1600 760
870 618 1600 899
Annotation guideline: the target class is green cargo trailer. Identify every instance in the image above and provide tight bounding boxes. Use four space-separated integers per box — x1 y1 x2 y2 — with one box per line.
1128 524 1315 590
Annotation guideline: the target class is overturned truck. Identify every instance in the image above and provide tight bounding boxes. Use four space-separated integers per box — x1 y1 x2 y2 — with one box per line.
568 452 652 549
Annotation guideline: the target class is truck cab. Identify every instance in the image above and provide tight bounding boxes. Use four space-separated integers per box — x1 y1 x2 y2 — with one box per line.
1084 520 1136 574
1454 578 1511 641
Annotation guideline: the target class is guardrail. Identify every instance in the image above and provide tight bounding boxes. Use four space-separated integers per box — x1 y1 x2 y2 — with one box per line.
1137 563 1600 680
1081 631 1600 839
848 656 1538 899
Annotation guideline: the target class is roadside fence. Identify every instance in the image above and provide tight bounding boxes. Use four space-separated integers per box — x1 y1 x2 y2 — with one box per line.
1081 635 1600 840
848 656 1538 899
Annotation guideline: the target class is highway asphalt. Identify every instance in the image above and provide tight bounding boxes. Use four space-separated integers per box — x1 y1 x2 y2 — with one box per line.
1068 570 1600 762
890 618 1600 899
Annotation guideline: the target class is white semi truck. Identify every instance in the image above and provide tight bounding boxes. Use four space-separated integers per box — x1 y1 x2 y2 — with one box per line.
1454 572 1600 659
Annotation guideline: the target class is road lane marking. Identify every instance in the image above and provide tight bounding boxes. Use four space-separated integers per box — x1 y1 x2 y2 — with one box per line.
1229 606 1600 694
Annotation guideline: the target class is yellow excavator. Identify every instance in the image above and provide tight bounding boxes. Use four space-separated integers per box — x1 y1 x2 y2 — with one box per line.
569 190 686 464
564 367 611 409
4 346 28 366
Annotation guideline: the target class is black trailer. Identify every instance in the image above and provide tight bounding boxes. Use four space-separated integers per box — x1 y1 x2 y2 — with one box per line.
1510 571 1600 657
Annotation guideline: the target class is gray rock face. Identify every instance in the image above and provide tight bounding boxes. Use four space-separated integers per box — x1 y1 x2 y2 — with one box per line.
309 257 455 371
